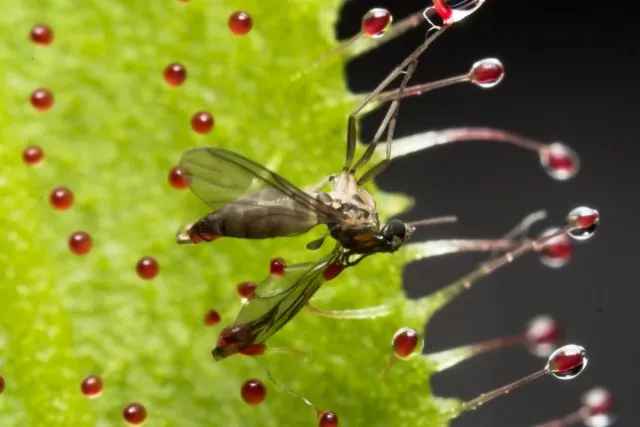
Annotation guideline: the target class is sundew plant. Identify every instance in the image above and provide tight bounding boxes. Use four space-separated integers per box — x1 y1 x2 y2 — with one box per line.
0 1 612 427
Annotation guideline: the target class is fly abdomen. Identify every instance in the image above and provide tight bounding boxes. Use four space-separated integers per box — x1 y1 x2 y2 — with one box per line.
194 200 319 240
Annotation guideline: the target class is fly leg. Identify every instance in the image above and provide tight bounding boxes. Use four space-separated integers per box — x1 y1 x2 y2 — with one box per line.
306 301 395 319
344 27 448 173
305 174 337 194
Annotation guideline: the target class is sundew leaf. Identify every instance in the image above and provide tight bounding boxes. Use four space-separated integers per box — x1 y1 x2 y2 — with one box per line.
0 1 457 426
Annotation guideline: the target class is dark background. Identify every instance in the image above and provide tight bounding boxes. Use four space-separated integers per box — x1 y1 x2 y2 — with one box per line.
339 1 637 426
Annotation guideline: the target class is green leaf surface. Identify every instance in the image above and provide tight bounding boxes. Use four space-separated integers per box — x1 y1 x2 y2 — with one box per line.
0 1 457 426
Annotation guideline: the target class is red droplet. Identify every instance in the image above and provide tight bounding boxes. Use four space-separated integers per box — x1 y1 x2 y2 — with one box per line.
30 88 54 111
80 375 103 398
582 387 614 415
433 0 453 21
191 111 214 134
168 166 189 189
548 345 587 378
269 257 286 276
49 186 74 210
577 211 599 229
68 231 93 255
204 309 221 326
237 281 257 299
240 344 266 356
23 145 44 166
241 379 266 405
526 315 561 346
470 58 504 87
543 235 572 261
392 327 421 358
163 63 187 87
136 256 159 280
228 11 253 36
318 411 339 427
123 403 147 425
322 260 344 281
0 376 5 394
361 8 392 38
30 24 54 45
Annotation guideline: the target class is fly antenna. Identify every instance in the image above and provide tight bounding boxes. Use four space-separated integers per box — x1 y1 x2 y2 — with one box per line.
406 215 458 228
480 209 547 262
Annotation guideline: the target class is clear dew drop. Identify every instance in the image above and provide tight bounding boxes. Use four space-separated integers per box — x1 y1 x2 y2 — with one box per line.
469 58 504 88
546 344 588 380
539 142 580 180
525 314 562 357
538 227 573 269
582 387 616 427
566 206 600 241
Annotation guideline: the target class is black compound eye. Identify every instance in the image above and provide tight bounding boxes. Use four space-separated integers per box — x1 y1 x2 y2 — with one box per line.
383 219 407 240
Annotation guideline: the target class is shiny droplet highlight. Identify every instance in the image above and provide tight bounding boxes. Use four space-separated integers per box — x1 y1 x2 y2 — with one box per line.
191 111 214 134
526 315 562 357
136 256 159 280
30 88 54 111
546 344 588 380
30 24 54 45
123 403 147 425
391 327 423 359
469 58 504 88
68 231 93 255
566 206 599 241
80 375 103 398
361 8 392 38
49 186 74 210
241 379 266 405
318 411 339 427
228 11 253 35
163 63 187 86
23 145 44 166
269 257 286 276
168 166 189 189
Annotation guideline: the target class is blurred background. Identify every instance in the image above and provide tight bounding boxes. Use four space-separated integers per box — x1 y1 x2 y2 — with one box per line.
340 0 637 425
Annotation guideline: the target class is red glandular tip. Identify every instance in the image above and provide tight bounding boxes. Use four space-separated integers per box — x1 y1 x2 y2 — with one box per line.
191 111 214 134
392 327 423 359
582 387 614 416
228 11 253 36
539 142 579 181
526 315 562 357
80 375 103 398
546 344 588 380
136 256 159 280
361 8 392 39
539 228 573 269
566 206 599 241
0 376 5 394
318 410 339 427
269 257 286 276
23 145 44 166
168 166 189 189
30 88 54 111
49 186 74 210
163 63 187 87
469 58 504 88
30 24 54 45
68 231 93 255
433 0 453 22
322 260 344 281
241 378 266 405
123 403 147 425
237 281 257 299
204 309 221 326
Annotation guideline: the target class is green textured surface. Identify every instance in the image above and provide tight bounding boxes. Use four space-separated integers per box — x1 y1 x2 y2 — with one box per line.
0 1 457 426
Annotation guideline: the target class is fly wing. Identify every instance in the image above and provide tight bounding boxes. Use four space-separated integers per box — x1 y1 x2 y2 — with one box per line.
179 147 345 223
232 249 341 346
